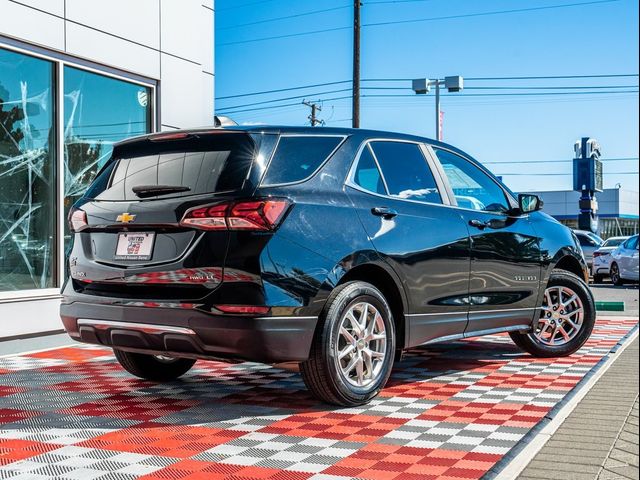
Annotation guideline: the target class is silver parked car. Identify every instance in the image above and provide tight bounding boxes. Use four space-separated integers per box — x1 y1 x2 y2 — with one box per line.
573 230 604 269
592 236 629 283
609 235 639 286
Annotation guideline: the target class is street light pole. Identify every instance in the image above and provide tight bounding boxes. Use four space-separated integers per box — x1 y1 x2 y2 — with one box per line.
412 76 463 140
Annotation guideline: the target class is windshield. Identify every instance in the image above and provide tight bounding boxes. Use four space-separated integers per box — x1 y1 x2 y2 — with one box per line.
602 238 625 248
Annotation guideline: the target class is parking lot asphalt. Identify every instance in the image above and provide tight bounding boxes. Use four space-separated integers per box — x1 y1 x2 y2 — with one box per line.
591 283 639 317
0 315 637 480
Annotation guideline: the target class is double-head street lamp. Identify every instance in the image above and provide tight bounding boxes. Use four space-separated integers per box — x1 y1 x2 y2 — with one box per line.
412 76 464 141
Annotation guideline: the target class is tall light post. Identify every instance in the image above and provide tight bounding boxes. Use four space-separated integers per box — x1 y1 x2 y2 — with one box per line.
412 76 464 141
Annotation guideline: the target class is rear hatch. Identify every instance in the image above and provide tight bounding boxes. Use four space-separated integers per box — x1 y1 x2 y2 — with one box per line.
68 131 269 300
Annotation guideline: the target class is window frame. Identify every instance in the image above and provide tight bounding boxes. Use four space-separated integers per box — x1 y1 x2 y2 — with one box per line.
259 133 348 188
345 138 451 207
426 144 519 216
0 38 157 302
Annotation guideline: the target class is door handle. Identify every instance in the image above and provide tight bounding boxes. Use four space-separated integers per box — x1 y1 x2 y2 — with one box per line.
469 219 489 229
371 207 398 219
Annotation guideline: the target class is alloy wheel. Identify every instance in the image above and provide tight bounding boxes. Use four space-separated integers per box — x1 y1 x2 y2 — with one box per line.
611 264 620 284
335 301 387 387
532 286 584 346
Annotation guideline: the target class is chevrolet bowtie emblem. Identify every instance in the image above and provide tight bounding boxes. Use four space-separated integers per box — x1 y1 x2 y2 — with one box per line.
116 213 136 223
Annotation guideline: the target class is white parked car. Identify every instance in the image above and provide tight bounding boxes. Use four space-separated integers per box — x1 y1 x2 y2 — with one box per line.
609 235 639 286
592 236 629 283
573 230 604 269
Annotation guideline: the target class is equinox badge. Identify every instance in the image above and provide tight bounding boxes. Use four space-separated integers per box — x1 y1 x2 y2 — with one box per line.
116 213 136 223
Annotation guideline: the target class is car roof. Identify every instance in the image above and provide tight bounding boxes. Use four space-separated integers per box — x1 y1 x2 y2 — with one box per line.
114 125 467 157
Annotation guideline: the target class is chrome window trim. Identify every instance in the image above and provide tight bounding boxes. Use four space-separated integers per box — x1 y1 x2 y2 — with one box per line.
259 134 348 188
345 137 451 207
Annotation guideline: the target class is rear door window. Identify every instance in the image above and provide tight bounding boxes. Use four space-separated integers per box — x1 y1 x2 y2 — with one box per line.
261 135 344 185
353 145 386 195
85 133 257 200
369 141 442 204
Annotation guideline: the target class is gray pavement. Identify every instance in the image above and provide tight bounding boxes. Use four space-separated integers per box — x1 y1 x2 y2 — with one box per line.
592 283 639 317
518 336 639 480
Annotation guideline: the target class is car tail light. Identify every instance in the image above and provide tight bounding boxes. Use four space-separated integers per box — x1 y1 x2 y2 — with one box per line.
593 251 605 258
180 199 291 231
215 305 270 314
68 208 88 232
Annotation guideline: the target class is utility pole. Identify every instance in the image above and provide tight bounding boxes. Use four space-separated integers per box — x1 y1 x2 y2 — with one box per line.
434 81 441 141
352 0 361 128
303 100 324 127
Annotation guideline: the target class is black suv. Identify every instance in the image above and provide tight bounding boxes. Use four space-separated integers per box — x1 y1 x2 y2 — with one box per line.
61 126 595 406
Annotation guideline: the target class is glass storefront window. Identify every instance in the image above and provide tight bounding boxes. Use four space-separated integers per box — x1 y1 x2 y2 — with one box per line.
63 67 152 246
0 48 56 291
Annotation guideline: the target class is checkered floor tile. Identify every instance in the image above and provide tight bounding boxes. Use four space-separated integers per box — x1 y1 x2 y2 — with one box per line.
0 317 635 479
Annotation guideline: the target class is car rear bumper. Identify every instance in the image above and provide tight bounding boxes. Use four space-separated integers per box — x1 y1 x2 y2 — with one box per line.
60 298 318 364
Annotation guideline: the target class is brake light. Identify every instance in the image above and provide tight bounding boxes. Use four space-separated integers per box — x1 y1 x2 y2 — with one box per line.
180 199 291 231
149 132 190 141
593 251 607 258
68 208 88 232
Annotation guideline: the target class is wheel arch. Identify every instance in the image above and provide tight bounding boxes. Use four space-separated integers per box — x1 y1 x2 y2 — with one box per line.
337 262 409 350
554 254 588 282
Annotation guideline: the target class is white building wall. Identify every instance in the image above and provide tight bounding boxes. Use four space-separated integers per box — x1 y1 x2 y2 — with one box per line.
0 0 214 338
0 0 214 130
528 188 639 218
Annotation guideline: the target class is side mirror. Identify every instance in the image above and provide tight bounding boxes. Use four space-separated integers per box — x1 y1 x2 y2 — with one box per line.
518 194 543 214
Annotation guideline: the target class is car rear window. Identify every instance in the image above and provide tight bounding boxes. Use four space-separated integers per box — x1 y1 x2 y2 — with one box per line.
85 133 258 200
261 135 344 186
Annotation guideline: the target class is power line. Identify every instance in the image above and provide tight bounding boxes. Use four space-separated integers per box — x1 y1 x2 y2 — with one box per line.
496 172 638 176
217 80 350 100
363 0 621 28
218 5 350 30
366 0 439 4
219 0 621 46
216 0 281 12
217 75 639 101
217 95 353 115
219 90 637 115
361 90 639 98
360 85 639 91
362 74 639 82
485 158 639 165
218 88 353 112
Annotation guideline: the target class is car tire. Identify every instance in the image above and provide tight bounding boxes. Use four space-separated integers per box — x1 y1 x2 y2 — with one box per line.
300 281 396 406
610 263 625 286
114 349 196 381
592 274 604 284
509 269 596 358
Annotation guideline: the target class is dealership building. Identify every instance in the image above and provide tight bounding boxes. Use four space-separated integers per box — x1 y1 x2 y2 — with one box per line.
529 187 639 238
0 0 214 339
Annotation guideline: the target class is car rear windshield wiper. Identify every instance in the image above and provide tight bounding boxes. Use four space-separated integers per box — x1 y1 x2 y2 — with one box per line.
132 185 191 198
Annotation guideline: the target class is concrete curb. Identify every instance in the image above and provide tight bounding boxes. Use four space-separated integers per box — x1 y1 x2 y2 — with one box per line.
485 317 639 480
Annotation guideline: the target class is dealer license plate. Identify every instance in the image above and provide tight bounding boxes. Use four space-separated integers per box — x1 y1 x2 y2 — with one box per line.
114 232 155 261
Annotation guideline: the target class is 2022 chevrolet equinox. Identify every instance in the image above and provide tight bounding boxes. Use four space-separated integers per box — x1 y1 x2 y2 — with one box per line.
61 126 595 406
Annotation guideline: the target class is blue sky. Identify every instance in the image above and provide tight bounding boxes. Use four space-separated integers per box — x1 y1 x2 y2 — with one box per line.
215 0 639 192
